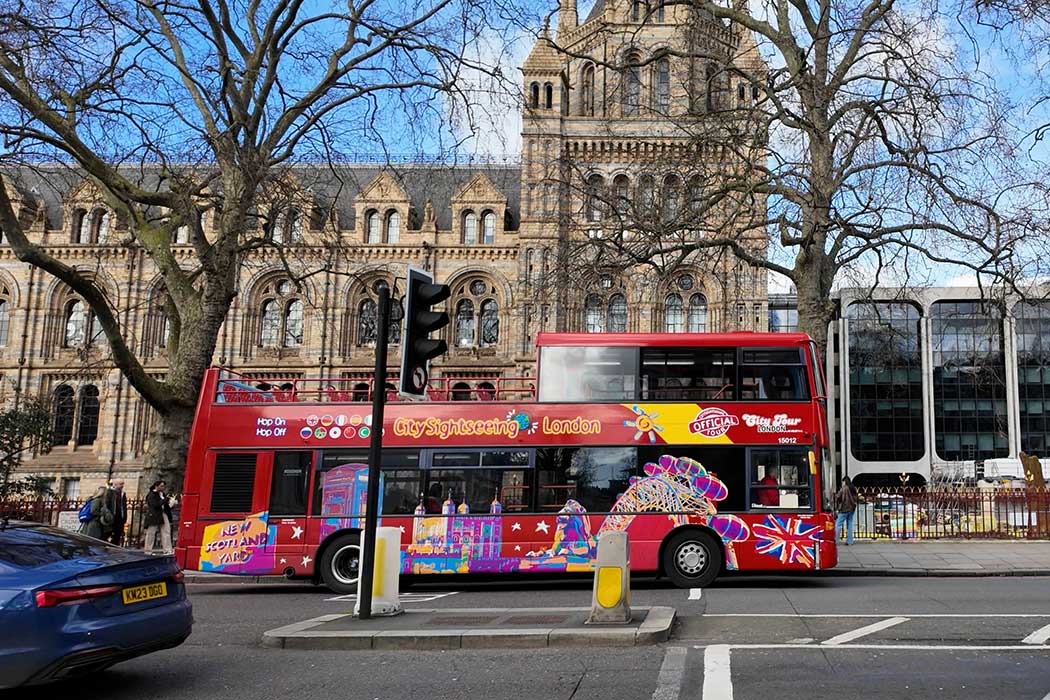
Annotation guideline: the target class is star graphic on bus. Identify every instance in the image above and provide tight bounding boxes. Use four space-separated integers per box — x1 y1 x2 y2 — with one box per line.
535 520 550 534
624 405 664 443
290 526 303 540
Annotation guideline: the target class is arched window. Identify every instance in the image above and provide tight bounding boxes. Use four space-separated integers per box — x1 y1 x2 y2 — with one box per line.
0 299 8 347
655 0 665 20
174 224 190 245
585 294 604 333
655 58 671 113
451 382 472 401
613 175 630 218
52 385 75 445
665 293 685 332
455 299 476 347
463 211 478 245
94 210 111 244
585 175 604 222
76 385 100 446
544 82 553 109
530 82 540 108
389 295 403 344
357 298 378 345
259 299 280 347
687 176 703 218
638 174 656 219
64 300 87 347
365 210 381 243
663 175 680 222
480 299 499 346
608 294 628 332
623 53 642 116
631 0 648 21
581 63 596 116
481 211 496 244
385 211 400 244
288 209 303 243
72 209 89 244
353 382 370 402
284 299 304 347
688 293 708 332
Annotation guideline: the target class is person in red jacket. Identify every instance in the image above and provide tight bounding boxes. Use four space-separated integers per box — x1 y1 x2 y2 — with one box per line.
756 466 780 507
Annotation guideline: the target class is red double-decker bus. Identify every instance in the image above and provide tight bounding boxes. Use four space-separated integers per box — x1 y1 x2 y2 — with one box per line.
175 332 837 591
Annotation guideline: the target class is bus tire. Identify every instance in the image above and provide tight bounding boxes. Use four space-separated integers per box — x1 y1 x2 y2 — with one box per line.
662 530 721 589
319 534 361 594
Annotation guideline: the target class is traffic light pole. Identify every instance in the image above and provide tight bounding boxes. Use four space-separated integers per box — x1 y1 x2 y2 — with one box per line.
358 286 389 620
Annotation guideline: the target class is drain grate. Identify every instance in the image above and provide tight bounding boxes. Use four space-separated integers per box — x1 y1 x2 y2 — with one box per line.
502 615 573 626
426 615 502 626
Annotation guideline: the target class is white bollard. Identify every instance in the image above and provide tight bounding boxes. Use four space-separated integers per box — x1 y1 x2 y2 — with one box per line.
353 526 403 617
586 531 632 625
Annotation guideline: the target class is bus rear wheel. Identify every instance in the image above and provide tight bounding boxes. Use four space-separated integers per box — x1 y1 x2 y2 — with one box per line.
319 534 360 594
662 530 721 589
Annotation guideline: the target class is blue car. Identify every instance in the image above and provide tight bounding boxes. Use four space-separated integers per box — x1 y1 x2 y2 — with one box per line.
0 521 192 688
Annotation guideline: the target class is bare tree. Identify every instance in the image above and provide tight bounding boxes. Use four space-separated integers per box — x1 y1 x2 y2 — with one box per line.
538 0 1045 348
0 0 512 485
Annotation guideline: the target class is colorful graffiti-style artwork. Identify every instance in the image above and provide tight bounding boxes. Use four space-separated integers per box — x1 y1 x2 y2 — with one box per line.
400 454 732 575
753 515 822 567
708 514 751 570
319 464 383 539
198 511 275 573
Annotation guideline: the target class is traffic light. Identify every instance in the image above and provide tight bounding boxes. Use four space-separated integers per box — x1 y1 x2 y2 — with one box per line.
399 267 451 396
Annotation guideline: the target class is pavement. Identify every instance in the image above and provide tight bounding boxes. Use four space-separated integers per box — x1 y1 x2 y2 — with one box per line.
25 576 1050 700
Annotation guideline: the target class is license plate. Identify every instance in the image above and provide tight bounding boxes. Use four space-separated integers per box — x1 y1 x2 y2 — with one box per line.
122 582 167 605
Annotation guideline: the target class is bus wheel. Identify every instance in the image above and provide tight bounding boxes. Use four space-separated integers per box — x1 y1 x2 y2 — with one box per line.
320 534 360 594
662 530 721 589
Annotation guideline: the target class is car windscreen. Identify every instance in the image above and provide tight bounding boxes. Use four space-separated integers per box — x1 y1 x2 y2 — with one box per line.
0 524 119 573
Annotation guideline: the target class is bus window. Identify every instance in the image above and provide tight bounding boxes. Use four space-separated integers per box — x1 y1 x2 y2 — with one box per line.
637 446 746 512
538 346 638 401
425 449 531 513
738 348 809 400
640 348 735 401
536 447 637 512
312 449 421 516
269 451 312 517
748 448 812 510
209 453 258 513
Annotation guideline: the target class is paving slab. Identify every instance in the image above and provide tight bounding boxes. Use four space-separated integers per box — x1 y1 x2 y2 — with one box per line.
262 606 674 650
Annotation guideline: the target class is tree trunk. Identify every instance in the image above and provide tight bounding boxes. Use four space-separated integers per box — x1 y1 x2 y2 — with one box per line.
144 405 196 492
793 254 836 353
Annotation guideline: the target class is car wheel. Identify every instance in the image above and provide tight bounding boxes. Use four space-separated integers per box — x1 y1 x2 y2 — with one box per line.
320 534 361 594
662 530 722 589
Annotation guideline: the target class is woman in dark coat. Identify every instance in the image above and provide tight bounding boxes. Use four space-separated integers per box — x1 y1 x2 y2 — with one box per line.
143 481 173 554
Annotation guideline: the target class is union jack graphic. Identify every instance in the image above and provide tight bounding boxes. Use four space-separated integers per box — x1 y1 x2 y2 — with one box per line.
753 515 821 567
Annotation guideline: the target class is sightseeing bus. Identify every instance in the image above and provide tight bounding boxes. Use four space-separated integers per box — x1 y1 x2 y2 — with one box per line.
174 332 837 592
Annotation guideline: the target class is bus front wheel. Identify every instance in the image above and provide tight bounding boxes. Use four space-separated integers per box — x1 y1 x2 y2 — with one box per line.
662 530 721 589
319 534 361 594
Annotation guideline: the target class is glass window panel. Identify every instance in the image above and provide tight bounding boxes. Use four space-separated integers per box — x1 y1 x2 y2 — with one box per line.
269 451 312 516
538 346 638 401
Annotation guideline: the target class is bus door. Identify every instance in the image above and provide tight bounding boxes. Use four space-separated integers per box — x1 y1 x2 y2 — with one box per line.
264 450 314 566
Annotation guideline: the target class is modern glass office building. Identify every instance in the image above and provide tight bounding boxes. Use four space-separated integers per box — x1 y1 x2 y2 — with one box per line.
824 288 1049 486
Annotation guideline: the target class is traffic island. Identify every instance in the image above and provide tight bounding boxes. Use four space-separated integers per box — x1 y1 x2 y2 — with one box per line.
261 606 675 650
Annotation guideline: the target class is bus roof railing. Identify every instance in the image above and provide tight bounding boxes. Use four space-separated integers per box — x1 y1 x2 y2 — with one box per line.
212 372 536 405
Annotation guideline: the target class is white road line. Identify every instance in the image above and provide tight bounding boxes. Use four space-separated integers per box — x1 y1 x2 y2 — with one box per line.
1041 690 1050 700
786 638 815 644
694 643 1050 651
702 613 1050 618
1022 622 1050 646
821 617 910 646
689 588 703 600
651 646 688 700
702 645 734 700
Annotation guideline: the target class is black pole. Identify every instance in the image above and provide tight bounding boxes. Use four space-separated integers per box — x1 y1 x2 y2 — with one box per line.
359 287 390 620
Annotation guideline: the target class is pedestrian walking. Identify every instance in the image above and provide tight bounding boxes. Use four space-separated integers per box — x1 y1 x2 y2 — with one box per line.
79 486 113 540
143 481 173 555
834 476 860 546
106 479 128 546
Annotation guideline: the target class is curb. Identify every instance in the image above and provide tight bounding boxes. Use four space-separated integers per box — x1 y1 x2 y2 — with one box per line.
829 568 1050 578
261 606 675 650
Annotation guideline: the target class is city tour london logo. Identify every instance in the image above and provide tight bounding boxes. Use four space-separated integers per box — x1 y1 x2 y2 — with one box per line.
688 407 740 438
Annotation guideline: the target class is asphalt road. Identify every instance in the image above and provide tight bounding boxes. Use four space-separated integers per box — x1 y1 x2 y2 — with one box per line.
6 575 1050 700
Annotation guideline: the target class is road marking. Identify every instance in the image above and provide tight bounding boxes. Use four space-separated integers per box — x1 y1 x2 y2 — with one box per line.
702 613 1050 618
325 591 458 603
702 645 734 700
689 588 703 600
695 643 1050 651
821 617 909 645
1023 622 1050 646
786 637 815 644
651 646 688 700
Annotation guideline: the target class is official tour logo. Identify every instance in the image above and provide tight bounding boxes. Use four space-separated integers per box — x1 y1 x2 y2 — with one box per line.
688 407 739 438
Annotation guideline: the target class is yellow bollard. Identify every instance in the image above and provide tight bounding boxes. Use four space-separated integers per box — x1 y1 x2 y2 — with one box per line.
587 531 632 624
354 526 403 617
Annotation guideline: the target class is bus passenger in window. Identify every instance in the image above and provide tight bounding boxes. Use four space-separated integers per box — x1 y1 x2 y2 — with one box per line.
756 466 780 506
426 483 443 513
